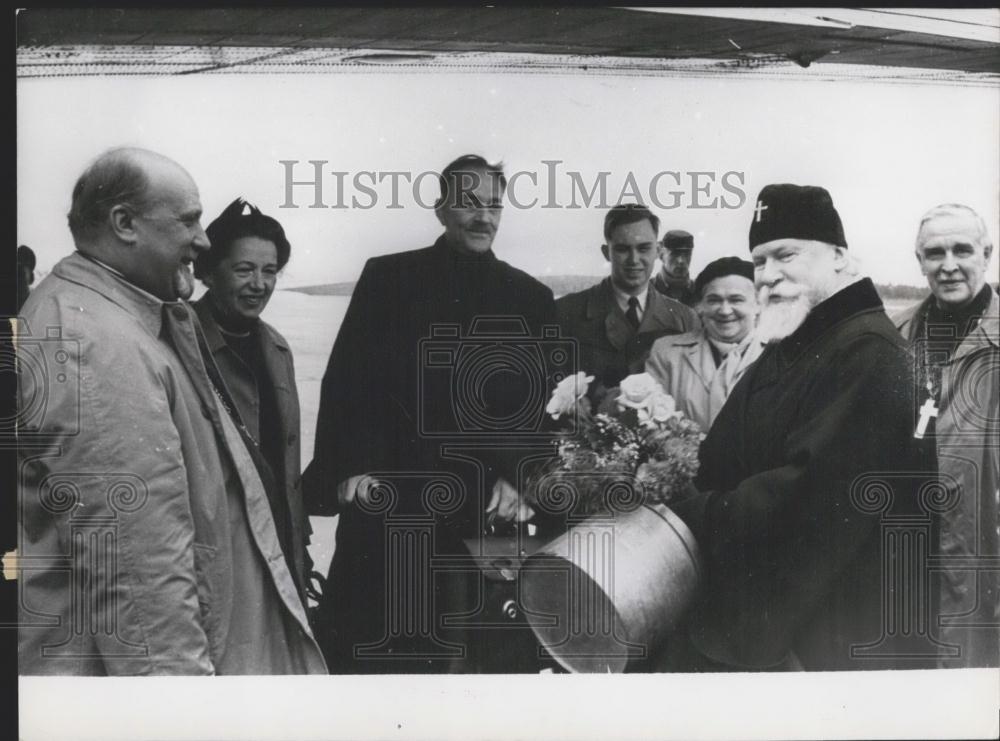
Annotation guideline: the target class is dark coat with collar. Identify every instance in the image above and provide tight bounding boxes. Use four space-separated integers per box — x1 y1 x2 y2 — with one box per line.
555 277 699 390
670 278 936 671
651 270 698 308
305 236 558 672
192 297 310 600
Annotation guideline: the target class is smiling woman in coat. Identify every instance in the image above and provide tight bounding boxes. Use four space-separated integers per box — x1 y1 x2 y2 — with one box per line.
645 256 764 433
192 198 313 606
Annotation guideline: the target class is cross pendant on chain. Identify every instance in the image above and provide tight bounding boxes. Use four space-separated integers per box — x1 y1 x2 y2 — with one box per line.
914 397 938 439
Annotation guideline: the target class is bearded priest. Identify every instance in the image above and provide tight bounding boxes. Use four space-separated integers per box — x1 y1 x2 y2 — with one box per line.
663 184 936 672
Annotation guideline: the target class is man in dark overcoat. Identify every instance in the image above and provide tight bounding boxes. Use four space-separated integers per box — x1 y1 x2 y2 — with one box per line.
667 184 935 671
304 155 559 673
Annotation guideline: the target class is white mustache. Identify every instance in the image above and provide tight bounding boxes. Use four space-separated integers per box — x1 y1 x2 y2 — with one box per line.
759 286 802 305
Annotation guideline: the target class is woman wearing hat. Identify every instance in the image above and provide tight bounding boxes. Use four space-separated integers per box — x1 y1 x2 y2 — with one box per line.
193 198 313 607
645 256 763 432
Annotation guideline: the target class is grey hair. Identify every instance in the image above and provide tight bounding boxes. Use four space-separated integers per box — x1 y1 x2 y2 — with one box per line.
916 204 993 250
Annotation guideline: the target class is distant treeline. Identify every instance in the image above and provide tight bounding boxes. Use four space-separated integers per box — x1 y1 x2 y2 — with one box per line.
285 276 936 302
876 283 930 301
288 281 358 296
286 275 615 298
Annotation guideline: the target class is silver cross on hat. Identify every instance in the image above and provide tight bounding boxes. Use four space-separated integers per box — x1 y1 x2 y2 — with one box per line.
754 200 769 223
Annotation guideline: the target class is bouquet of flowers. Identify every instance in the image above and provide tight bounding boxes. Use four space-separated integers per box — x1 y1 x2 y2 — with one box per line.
529 372 704 517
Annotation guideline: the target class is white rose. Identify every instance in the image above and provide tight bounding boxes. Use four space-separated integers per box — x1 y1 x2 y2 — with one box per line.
648 391 677 423
546 372 594 419
617 373 661 411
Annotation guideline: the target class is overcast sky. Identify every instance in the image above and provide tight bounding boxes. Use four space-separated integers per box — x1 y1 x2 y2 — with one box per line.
17 69 999 287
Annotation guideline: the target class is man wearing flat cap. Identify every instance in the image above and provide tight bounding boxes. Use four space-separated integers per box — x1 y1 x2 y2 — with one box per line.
652 229 698 307
666 184 932 671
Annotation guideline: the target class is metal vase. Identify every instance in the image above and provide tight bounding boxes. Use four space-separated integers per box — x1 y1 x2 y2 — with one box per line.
519 502 702 673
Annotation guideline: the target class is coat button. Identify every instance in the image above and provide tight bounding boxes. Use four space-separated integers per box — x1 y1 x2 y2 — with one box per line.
288 434 298 445
201 404 212 419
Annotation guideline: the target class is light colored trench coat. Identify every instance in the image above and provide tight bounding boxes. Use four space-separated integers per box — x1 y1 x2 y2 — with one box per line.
193 297 311 601
895 288 1000 667
17 253 326 675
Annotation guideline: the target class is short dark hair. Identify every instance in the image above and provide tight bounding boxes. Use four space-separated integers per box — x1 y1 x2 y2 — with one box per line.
195 197 291 280
17 245 36 270
435 154 507 210
67 148 153 244
603 203 659 242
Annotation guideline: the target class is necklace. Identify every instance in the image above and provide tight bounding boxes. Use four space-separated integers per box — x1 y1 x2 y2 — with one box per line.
207 378 259 448
921 302 942 398
914 302 942 440
913 301 956 440
191 311 260 448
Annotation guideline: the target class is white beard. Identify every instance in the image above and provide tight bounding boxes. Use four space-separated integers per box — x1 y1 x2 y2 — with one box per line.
755 295 813 343
755 276 838 344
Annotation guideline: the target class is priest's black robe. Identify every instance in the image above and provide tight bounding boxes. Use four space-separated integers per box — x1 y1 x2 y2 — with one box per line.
671 278 937 671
